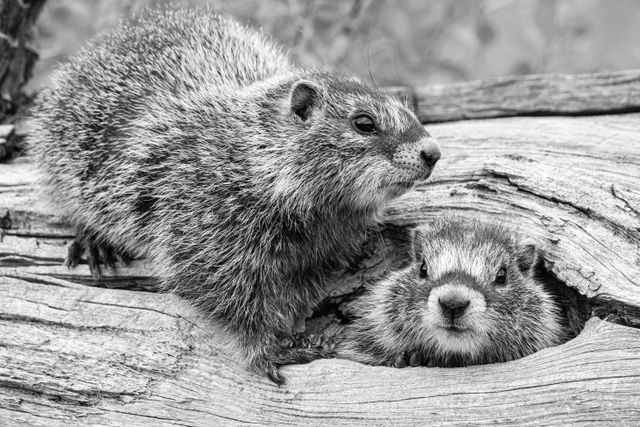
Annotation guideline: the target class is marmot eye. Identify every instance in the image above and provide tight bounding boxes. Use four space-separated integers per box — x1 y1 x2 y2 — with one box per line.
419 260 428 279
351 114 377 134
494 267 507 286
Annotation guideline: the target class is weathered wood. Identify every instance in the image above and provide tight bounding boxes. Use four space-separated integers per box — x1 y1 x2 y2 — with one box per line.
4 114 639 312
1 279 639 426
388 113 640 315
2 71 640 422
405 69 640 123
2 110 640 424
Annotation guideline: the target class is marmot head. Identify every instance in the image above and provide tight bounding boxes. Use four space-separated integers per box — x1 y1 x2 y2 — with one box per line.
405 220 563 365
253 72 440 215
343 219 564 367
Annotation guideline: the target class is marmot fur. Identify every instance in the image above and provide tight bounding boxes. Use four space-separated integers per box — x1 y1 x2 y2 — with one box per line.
339 219 564 367
27 8 440 383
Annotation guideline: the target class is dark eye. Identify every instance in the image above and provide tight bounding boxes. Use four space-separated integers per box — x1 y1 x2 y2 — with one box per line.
351 114 377 134
419 260 428 279
494 267 507 286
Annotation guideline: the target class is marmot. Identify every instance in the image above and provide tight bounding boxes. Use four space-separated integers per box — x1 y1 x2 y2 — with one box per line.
27 8 441 383
338 219 564 367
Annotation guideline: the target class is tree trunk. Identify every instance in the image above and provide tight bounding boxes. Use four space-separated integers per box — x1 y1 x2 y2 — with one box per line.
1 70 640 425
0 0 46 160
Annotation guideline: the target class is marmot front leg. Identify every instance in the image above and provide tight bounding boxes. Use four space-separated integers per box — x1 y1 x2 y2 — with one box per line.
247 332 332 385
65 226 133 277
234 305 333 385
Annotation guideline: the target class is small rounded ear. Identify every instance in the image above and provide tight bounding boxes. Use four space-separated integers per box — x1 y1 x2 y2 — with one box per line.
410 225 429 263
290 80 322 122
516 240 539 276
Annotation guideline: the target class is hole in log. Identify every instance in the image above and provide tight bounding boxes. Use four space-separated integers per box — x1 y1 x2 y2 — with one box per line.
534 260 592 339
305 222 639 363
591 298 640 329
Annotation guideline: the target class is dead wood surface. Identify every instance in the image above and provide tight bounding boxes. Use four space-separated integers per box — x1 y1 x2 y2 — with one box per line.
388 69 640 123
1 80 640 424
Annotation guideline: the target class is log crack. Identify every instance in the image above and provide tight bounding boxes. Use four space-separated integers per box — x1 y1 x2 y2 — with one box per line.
488 169 593 217
611 184 640 219
0 379 146 406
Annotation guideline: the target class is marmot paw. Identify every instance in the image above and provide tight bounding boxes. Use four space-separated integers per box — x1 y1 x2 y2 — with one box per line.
65 228 133 278
278 332 313 349
257 338 334 386
392 350 424 368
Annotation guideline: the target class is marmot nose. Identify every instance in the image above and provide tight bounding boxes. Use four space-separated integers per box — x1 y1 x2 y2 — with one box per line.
438 294 470 320
418 137 441 170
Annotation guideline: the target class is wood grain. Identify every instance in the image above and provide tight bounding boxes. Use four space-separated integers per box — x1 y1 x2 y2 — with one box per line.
1 98 640 424
398 69 640 123
6 115 638 310
388 113 640 314
1 281 639 426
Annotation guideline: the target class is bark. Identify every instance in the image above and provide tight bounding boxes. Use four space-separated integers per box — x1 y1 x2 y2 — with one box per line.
0 0 45 116
0 0 46 160
2 71 640 425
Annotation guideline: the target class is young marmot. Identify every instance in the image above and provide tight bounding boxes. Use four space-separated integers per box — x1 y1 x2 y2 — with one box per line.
27 8 440 383
339 219 564 367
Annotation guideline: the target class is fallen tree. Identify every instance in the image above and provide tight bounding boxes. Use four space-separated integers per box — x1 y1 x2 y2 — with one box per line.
1 70 640 425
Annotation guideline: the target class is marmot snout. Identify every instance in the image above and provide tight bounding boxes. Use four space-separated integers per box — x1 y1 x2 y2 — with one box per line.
339 219 564 368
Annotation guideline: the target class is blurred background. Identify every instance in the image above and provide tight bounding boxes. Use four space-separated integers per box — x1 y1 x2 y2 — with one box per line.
25 0 640 90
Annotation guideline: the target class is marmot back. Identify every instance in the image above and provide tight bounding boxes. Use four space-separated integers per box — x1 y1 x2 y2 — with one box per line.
339 219 564 367
28 7 441 383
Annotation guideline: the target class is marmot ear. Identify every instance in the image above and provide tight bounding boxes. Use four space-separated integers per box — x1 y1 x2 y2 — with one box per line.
516 240 539 276
410 225 428 263
290 80 322 122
